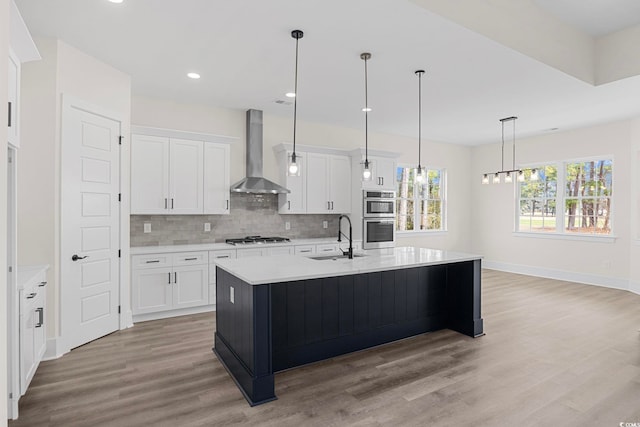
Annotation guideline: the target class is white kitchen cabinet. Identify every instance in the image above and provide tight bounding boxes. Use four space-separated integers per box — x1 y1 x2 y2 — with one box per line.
204 142 230 214
131 252 209 318
266 246 294 256
18 265 48 396
361 156 396 190
236 248 267 258
131 129 233 215
8 50 20 148
306 153 351 214
277 151 306 214
209 250 237 305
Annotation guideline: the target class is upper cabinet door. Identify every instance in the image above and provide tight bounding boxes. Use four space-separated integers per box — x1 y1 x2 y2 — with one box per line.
204 142 230 214
306 153 330 213
169 138 204 214
131 135 170 214
8 51 20 148
329 155 351 213
375 157 396 190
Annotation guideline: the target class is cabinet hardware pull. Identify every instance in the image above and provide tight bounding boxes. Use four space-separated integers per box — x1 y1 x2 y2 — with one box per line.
300 250 311 253
331 201 334 210
171 198 174 209
327 201 330 210
27 293 36 299
288 201 291 210
174 272 178 283
184 257 197 261
146 260 160 264
35 308 44 328
217 255 230 259
226 199 229 210
168 272 171 284
7 101 11 127
381 177 384 185
39 281 47 287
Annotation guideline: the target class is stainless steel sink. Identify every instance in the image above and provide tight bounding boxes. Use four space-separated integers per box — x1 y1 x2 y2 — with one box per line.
310 254 367 261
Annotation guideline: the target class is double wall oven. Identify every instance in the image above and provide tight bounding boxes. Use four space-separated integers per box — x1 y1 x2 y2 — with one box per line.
362 190 396 249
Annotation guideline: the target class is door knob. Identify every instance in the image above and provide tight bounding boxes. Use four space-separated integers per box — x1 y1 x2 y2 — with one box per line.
71 254 88 261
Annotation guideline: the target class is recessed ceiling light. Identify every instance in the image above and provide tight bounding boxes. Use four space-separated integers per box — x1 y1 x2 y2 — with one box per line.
362 107 372 112
285 92 296 98
108 0 123 3
187 72 201 79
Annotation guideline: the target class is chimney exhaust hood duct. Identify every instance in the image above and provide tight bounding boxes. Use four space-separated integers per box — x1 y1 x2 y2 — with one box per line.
230 109 290 194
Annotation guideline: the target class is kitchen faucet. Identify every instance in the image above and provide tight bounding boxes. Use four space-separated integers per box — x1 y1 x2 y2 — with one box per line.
337 215 353 259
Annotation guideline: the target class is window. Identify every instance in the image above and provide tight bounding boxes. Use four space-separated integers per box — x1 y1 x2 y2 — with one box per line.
396 166 445 232
517 158 613 236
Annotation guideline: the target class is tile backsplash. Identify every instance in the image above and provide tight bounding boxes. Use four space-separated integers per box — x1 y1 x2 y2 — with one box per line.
131 193 341 246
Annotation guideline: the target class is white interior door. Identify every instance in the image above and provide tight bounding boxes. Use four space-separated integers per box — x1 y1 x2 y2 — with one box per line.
62 102 120 350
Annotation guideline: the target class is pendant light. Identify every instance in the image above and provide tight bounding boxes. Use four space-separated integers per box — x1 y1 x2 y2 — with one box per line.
361 52 373 181
287 29 303 176
415 69 425 183
481 116 525 184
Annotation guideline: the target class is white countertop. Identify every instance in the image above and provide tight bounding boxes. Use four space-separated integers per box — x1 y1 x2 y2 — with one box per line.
215 247 482 285
130 238 354 255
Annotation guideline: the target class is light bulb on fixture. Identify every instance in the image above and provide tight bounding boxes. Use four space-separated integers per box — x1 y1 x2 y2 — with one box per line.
362 160 372 180
493 173 501 184
287 30 304 177
504 171 513 183
518 170 525 182
482 174 489 185
416 166 424 183
530 169 539 181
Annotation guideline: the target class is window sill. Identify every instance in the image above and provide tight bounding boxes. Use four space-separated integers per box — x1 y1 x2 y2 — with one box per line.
397 230 448 237
513 231 617 243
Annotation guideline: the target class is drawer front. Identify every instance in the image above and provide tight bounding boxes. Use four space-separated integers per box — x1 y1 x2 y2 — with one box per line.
208 250 236 263
294 245 316 256
132 254 171 269
19 288 40 315
236 248 266 258
172 251 208 266
266 246 293 256
316 243 339 254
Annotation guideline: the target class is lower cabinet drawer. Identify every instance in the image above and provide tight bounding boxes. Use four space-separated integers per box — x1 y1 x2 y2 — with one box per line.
172 251 207 266
295 245 316 256
132 254 171 269
316 243 339 254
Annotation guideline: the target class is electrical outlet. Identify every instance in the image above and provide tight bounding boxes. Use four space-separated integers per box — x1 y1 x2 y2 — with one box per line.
204 223 211 232
230 286 235 304
143 223 151 233
323 221 328 229
285 221 291 230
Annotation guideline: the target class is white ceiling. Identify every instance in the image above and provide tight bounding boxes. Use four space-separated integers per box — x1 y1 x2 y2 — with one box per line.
15 0 640 146
535 0 640 37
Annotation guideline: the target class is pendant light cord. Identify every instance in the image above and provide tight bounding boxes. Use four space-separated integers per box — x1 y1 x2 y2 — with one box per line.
512 119 516 170
501 120 505 172
292 31 301 161
417 71 423 170
364 56 369 163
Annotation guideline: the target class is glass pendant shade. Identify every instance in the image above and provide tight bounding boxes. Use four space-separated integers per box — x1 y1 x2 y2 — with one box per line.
287 153 300 176
482 174 489 185
493 173 501 184
416 166 424 183
517 170 525 182
362 160 372 181
530 168 539 181
504 171 513 183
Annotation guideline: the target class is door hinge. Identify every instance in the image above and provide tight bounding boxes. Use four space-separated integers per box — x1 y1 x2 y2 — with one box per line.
118 249 121 258
118 305 121 314
118 135 123 145
118 193 121 202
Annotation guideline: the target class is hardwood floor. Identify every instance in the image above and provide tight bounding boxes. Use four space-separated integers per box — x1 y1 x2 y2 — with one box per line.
10 270 640 427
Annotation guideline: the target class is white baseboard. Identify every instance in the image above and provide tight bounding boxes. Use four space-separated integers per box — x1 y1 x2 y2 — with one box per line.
483 261 630 291
43 337 66 361
630 280 640 296
133 305 216 323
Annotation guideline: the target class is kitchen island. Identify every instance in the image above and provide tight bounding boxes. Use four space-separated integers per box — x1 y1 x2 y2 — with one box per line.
213 246 483 406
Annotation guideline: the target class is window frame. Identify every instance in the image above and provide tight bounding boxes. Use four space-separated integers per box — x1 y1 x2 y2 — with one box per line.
395 164 447 234
515 156 615 241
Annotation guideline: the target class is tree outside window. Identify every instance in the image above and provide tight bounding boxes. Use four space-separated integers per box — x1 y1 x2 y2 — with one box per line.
396 167 444 232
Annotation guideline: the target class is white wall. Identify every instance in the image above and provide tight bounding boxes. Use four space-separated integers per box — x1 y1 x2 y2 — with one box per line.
471 119 635 290
1 0 10 421
19 38 131 344
629 117 640 294
131 96 473 252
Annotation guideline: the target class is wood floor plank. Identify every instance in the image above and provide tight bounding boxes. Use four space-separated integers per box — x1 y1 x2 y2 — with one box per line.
9 270 640 427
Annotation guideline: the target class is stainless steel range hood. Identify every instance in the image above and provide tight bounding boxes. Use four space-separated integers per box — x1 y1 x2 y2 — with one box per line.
230 109 290 194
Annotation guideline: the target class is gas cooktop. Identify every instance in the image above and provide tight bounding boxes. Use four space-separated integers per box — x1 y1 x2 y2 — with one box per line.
225 236 291 246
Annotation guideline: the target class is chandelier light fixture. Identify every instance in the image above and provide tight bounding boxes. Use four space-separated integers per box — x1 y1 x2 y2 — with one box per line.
361 52 373 181
482 116 530 184
415 69 425 183
287 29 304 177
